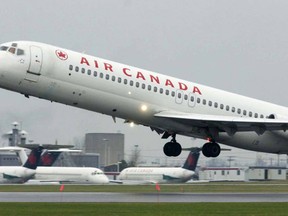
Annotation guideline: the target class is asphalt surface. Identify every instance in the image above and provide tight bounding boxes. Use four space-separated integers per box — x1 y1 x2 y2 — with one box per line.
0 192 287 202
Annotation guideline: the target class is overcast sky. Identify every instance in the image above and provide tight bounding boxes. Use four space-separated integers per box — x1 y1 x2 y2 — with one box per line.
0 0 287 166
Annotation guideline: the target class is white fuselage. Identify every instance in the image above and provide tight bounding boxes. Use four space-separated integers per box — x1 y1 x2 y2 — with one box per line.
118 167 194 183
32 167 109 184
0 41 288 155
0 167 35 184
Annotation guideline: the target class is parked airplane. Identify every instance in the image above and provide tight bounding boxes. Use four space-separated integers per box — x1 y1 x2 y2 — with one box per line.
118 150 200 184
5 147 109 184
0 147 43 183
0 41 288 158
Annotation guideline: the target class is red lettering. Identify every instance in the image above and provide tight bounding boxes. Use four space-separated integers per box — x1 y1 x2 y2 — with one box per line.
80 57 90 66
94 60 99 68
104 63 113 72
150 75 160 84
178 82 188 90
193 86 202 95
123 68 132 77
165 79 174 88
136 72 146 80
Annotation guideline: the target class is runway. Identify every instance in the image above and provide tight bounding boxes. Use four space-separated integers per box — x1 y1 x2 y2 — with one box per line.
0 192 287 202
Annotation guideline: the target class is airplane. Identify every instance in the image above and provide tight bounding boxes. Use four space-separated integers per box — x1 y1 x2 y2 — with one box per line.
3 147 109 184
118 150 200 184
0 146 43 183
0 41 288 158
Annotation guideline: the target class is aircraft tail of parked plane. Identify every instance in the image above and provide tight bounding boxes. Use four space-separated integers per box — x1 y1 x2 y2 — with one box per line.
0 147 43 183
118 150 200 184
1 41 288 158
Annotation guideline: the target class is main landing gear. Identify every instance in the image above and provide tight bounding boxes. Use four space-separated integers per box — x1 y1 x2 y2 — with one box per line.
163 135 182 157
163 135 221 158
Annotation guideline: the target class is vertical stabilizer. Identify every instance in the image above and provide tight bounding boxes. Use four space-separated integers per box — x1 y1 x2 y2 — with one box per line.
22 147 43 170
182 150 200 171
39 151 61 166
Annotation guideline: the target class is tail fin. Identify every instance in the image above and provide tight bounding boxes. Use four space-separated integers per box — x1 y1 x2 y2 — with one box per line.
22 147 43 170
39 151 61 166
182 150 200 171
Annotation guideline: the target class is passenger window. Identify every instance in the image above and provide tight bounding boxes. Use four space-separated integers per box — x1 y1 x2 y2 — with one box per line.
69 65 73 71
254 113 258 118
16 49 24 55
81 68 85 74
106 74 109 80
197 98 201 103
112 76 116 81
249 111 252 117
94 71 97 77
243 110 247 116
75 66 79 72
171 91 175 97
226 105 229 111
154 86 157 92
100 73 104 78
166 90 170 95
214 102 218 108
160 88 163 94
136 82 140 88
260 114 264 118
191 96 195 102
148 85 152 91
208 101 212 106
220 104 224 109
118 77 122 83
87 69 91 75
203 99 206 105
11 43 17 47
184 95 188 100
142 83 145 89
130 80 134 86
237 108 241 114
8 47 16 54
232 107 235 113
178 92 181 98
124 79 128 84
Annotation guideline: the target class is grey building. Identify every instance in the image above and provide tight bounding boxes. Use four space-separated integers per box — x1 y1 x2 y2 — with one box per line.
84 133 124 168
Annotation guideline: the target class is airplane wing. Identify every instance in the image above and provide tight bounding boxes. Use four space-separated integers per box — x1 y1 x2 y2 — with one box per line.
154 111 288 137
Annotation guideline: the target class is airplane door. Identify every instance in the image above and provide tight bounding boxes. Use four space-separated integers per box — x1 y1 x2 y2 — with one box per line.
175 90 183 104
25 46 43 82
188 93 196 107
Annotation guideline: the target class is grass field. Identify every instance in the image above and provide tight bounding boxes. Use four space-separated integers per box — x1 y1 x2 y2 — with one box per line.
1 203 288 216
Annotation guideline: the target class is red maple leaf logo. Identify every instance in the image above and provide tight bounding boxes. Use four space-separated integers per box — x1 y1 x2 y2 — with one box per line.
55 50 68 60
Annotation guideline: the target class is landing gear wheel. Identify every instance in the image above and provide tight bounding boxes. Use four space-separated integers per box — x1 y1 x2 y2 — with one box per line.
202 142 221 158
163 141 182 157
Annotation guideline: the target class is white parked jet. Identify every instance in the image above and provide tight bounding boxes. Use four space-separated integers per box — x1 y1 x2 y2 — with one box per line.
0 147 43 183
5 147 109 184
118 150 200 184
0 41 288 158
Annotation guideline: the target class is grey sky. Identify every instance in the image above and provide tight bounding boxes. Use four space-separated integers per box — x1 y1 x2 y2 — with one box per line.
0 0 287 166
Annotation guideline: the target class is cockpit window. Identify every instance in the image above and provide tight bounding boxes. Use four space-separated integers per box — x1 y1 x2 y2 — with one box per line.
0 45 25 56
91 170 103 175
17 49 24 56
0 46 8 51
8 47 16 54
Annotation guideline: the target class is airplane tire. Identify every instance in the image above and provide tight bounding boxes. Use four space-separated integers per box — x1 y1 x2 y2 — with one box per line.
202 142 221 158
163 141 182 157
